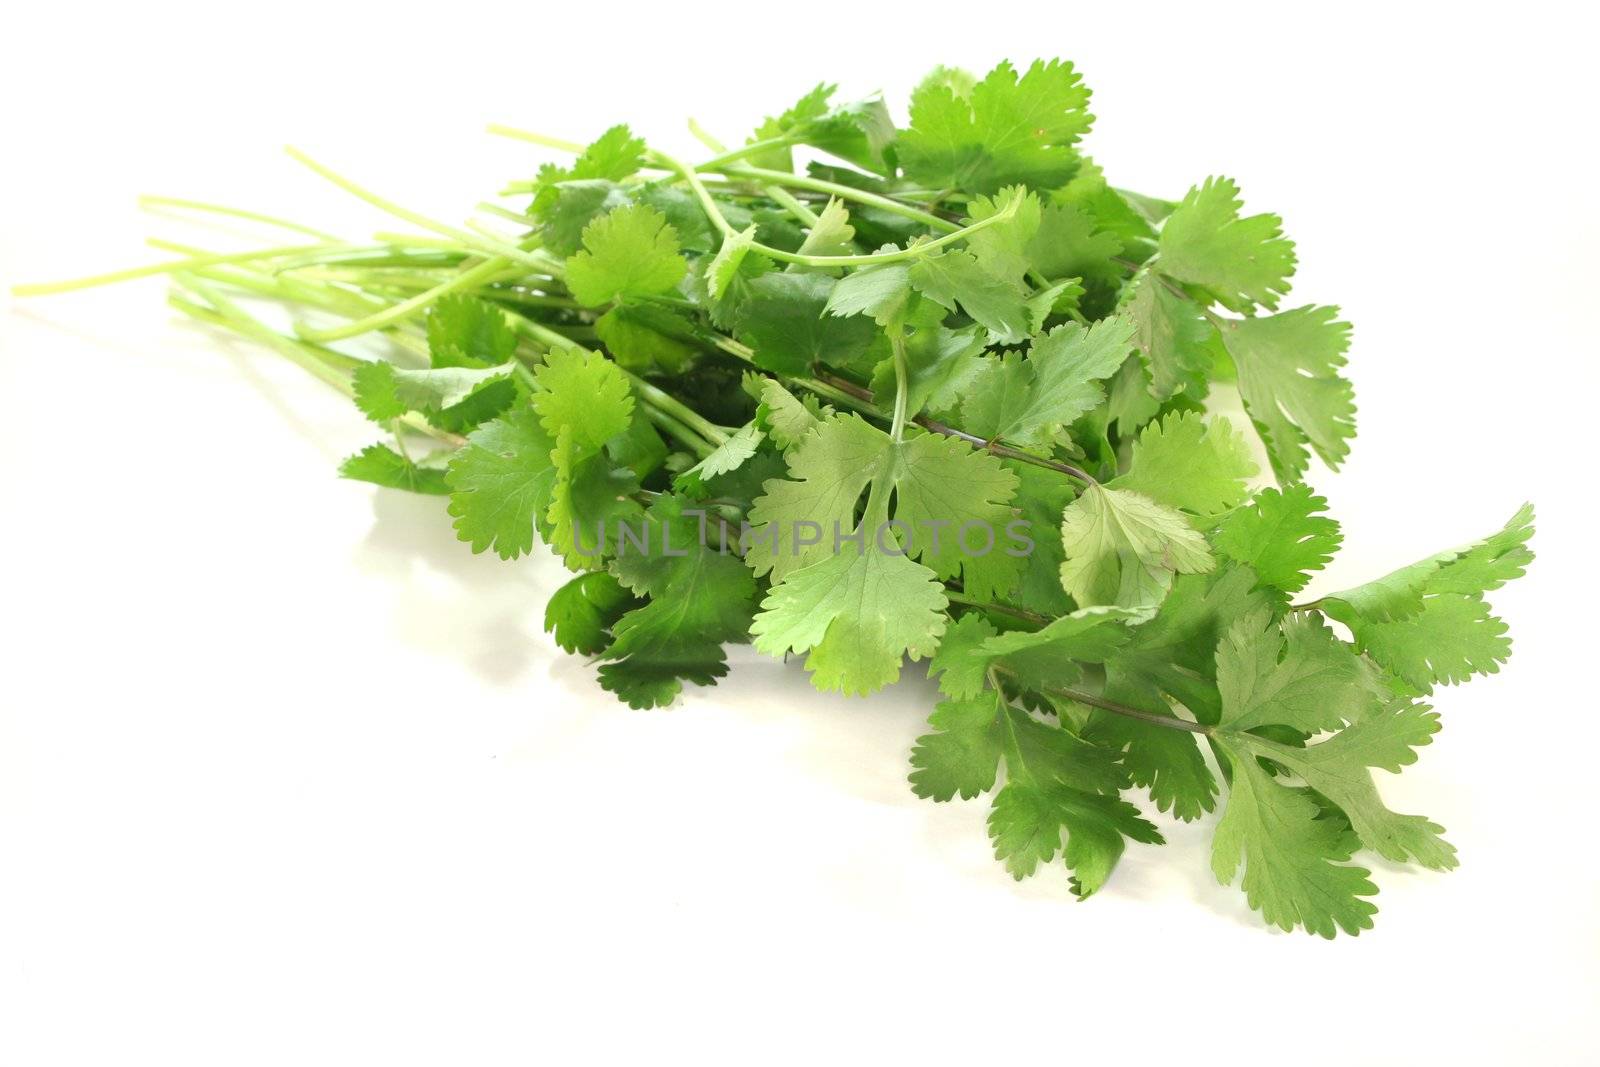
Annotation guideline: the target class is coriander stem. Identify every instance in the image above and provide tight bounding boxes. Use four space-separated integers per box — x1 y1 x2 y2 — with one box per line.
654 150 1013 268
638 404 717 460
701 165 959 234
942 591 1050 627
992 665 1210 734
283 147 557 273
138 195 340 240
622 371 731 446
11 242 335 296
296 255 513 341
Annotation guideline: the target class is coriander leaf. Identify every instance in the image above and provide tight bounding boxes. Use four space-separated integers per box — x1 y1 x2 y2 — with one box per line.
338 443 449 496
1027 199 1124 290
898 59 1093 194
909 692 1005 801
1339 593 1513 695
1214 485 1342 595
1122 270 1213 400
1214 607 1385 735
1057 485 1214 613
426 293 518 368
891 429 1023 600
744 413 1022 598
593 304 699 374
530 346 634 452
707 224 759 300
445 407 558 559
960 317 1136 449
733 271 879 375
867 322 987 420
537 179 633 256
1322 504 1535 622
750 541 948 695
675 422 764 491
545 571 637 655
977 605 1141 691
565 204 688 307
1157 176 1296 312
598 494 759 708
962 187 1041 289
756 378 830 450
824 261 911 325
1108 410 1257 516
546 426 643 569
353 360 513 426
1209 748 1378 938
909 249 1031 343
928 613 999 700
1217 305 1355 482
530 124 647 219
796 198 857 257
1235 703 1457 870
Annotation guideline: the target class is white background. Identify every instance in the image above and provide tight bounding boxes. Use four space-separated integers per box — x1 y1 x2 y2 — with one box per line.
3 3 1596 1063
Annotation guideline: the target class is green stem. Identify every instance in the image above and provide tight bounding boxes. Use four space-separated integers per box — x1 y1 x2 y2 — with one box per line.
283 147 557 273
138 195 339 240
942 591 1050 627
655 150 1012 268
992 664 1210 734
702 164 960 234
12 241 335 296
296 255 513 341
622 371 731 446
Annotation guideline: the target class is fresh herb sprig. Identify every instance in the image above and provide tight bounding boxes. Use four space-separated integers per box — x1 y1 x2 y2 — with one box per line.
14 59 1534 937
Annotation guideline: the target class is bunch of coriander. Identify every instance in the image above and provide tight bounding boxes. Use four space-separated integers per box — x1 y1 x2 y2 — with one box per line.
15 59 1534 937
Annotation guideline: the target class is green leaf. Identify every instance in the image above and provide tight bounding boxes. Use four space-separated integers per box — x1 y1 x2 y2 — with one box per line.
545 571 637 655
1215 607 1385 735
824 261 912 325
426 293 517 368
1235 704 1457 871
928 613 999 700
593 305 698 373
565 204 688 307
1122 270 1213 400
733 271 879 375
445 407 558 560
338 443 450 496
1218 305 1355 482
1209 747 1378 938
598 494 759 708
1157 176 1296 312
1214 485 1342 595
1109 411 1257 516
530 124 647 220
899 59 1093 194
796 198 857 257
545 426 643 570
909 249 1030 343
707 224 759 300
530 347 634 453
744 414 1022 598
1340 594 1513 696
756 378 830 450
960 317 1135 449
909 692 1005 801
750 541 948 696
1057 484 1214 613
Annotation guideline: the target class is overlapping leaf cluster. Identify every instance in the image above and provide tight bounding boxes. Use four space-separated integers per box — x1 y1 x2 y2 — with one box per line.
109 59 1531 936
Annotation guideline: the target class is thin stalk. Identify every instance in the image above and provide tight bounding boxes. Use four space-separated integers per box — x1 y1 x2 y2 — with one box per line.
942 590 1050 628
283 147 556 273
701 164 960 234
138 195 340 240
639 404 716 460
622 371 731 446
12 242 335 296
168 277 357 393
296 255 512 341
992 665 1210 734
655 150 1015 268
